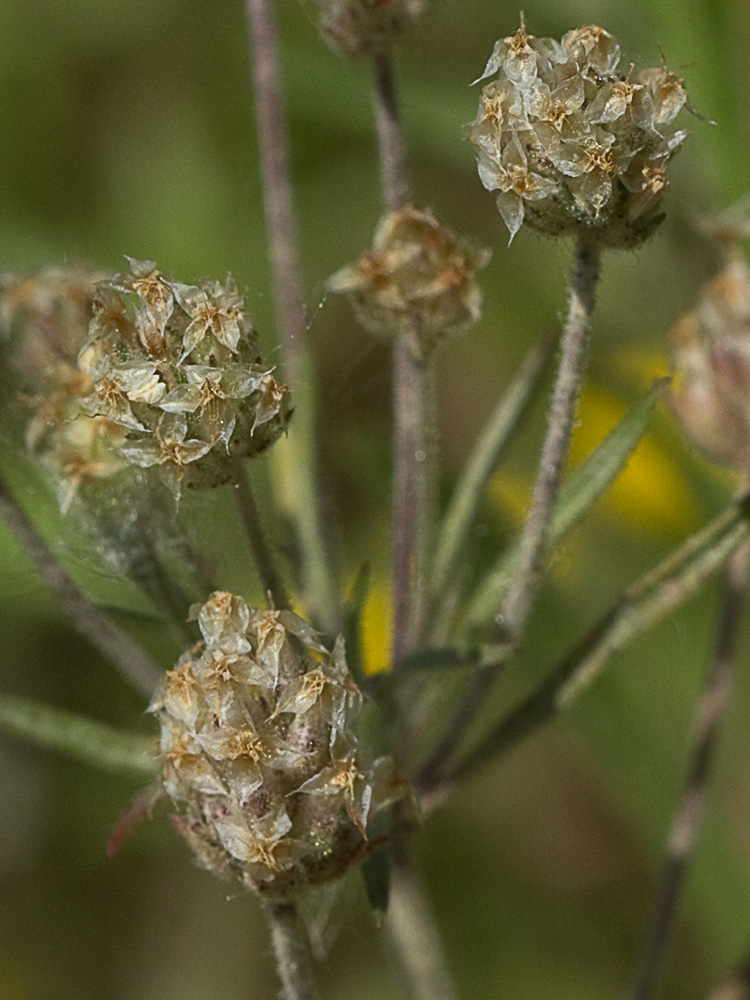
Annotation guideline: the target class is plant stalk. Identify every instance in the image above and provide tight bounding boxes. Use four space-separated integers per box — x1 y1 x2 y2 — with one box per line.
501 233 601 639
417 235 601 789
265 902 320 1000
421 498 749 799
244 0 337 629
0 471 161 697
371 50 436 665
232 461 288 608
387 824 460 1000
630 540 749 1000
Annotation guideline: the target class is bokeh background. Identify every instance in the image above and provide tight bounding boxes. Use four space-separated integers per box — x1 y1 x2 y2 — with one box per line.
1 0 750 997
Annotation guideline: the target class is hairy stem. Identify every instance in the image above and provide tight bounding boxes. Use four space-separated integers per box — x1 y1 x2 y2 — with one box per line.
501 234 601 638
387 826 460 1000
391 351 436 663
373 52 409 212
244 0 304 378
416 236 601 789
0 471 161 697
245 0 337 628
371 50 435 664
265 902 320 1000
630 541 749 1000
232 461 288 608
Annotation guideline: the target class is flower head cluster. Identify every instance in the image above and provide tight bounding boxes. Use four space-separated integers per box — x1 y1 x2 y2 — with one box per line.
0 266 126 512
469 22 699 246
1 260 291 507
328 205 490 360
312 0 430 58
670 252 750 470
151 591 410 899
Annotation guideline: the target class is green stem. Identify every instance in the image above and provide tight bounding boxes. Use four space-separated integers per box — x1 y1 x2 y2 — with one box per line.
0 694 157 775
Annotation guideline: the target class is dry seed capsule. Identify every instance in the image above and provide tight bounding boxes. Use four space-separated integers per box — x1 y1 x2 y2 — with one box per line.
312 0 430 58
327 205 490 361
78 259 291 499
670 253 750 470
469 21 700 247
0 267 127 512
151 591 411 900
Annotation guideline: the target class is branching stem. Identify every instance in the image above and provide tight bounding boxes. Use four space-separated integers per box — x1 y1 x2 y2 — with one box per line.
417 235 601 787
0 471 161 697
630 541 749 1000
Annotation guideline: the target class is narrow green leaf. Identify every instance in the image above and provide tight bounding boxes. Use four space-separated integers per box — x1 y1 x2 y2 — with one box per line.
0 694 158 776
451 500 750 781
394 643 513 673
430 336 552 615
463 378 670 633
362 846 390 921
343 562 371 682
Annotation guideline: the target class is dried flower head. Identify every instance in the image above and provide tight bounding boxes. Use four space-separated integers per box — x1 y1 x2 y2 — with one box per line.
312 0 430 58
151 591 410 899
327 205 490 360
670 252 750 470
469 20 700 246
0 266 127 511
1 260 292 506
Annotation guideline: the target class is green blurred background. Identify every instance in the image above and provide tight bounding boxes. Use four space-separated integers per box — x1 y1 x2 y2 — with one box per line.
1 0 750 997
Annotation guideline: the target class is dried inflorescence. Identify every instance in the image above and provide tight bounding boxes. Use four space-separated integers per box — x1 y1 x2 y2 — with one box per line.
0 259 291 508
469 21 700 246
327 205 490 360
151 591 410 899
670 251 750 471
312 0 430 58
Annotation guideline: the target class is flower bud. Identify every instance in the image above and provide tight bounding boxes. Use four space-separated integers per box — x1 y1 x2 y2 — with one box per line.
312 0 430 58
151 592 411 900
327 205 490 361
670 253 750 470
469 21 699 247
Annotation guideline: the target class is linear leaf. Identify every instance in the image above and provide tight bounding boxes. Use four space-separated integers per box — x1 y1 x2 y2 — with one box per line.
394 643 513 673
464 378 670 633
430 337 552 615
0 694 157 775
451 499 750 781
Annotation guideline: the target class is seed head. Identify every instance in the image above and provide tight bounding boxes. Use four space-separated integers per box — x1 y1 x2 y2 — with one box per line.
670 252 750 471
151 592 411 899
1 260 292 506
469 21 700 246
327 205 490 360
312 0 430 58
